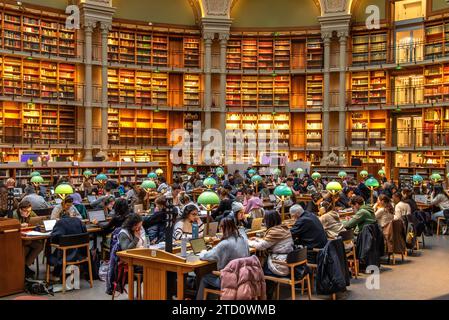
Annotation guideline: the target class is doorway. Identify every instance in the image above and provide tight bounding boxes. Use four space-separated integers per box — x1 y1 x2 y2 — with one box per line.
394 112 422 148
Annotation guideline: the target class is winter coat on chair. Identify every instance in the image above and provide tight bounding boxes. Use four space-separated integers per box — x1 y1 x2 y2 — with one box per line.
356 223 385 269
316 238 350 295
383 219 406 255
220 255 266 300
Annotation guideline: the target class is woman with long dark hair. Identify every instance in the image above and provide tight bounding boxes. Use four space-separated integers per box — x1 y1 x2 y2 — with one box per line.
196 217 250 300
430 185 449 222
118 214 147 250
100 198 130 235
374 194 395 229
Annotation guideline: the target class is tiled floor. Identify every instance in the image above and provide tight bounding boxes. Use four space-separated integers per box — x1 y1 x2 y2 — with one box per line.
2 235 449 300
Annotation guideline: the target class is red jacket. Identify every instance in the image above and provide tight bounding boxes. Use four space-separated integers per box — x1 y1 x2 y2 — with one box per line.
220 255 266 300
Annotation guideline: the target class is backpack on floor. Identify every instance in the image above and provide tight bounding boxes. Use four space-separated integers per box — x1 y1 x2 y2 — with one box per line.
25 279 54 296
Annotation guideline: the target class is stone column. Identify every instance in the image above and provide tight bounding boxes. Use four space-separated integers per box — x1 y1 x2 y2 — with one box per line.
338 31 348 157
83 21 96 161
219 33 229 154
322 32 332 158
100 22 111 156
203 32 214 130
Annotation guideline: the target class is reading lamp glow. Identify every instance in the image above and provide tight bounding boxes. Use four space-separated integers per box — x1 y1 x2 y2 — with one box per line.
274 184 293 221
54 183 74 200
197 191 220 235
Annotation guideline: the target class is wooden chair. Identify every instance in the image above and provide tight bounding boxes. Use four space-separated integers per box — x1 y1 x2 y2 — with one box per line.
437 216 446 236
338 230 358 279
264 247 312 300
203 271 222 300
46 233 93 293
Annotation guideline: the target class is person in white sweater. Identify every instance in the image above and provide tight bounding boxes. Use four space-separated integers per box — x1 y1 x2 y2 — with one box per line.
374 194 395 228
430 186 449 221
392 192 411 221
173 204 204 240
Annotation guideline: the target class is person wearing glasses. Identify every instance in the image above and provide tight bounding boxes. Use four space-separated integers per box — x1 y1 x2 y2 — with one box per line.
13 200 44 278
173 204 204 240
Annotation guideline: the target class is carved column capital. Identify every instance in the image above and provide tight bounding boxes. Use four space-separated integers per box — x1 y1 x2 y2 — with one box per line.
100 22 112 34
83 20 97 33
203 31 215 42
321 31 332 44
337 30 349 41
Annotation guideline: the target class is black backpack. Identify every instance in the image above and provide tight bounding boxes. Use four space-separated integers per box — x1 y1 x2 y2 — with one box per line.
89 248 101 280
25 279 54 296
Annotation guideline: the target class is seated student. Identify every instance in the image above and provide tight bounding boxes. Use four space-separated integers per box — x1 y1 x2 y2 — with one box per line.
392 192 412 221
21 185 50 211
290 204 327 251
343 196 376 235
143 195 169 244
102 195 116 216
13 200 44 278
48 209 87 278
173 204 204 240
71 192 88 219
305 192 323 214
247 210 293 299
401 187 418 215
373 194 394 229
93 198 130 235
243 189 264 217
51 196 82 220
229 201 252 229
196 217 250 300
211 189 232 221
335 187 354 209
429 185 449 222
118 214 147 250
90 187 113 210
318 200 346 240
157 177 170 194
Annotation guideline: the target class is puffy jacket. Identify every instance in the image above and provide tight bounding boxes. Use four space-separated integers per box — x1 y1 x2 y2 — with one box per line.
383 219 406 255
316 238 350 295
220 255 266 300
356 223 384 269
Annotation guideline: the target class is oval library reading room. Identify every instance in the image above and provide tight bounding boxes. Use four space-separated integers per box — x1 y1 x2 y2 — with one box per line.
1 0 449 308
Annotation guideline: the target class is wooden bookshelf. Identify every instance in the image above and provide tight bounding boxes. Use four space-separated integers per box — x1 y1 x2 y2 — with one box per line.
0 102 76 145
351 32 387 65
0 56 76 100
350 151 386 165
350 111 387 148
108 25 199 68
393 166 446 187
0 9 76 58
107 68 169 106
306 74 323 109
226 75 290 110
306 37 323 69
305 113 322 149
183 74 200 107
350 71 387 107
107 109 169 146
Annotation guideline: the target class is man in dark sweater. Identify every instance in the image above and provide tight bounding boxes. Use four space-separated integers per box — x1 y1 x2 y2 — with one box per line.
289 204 327 262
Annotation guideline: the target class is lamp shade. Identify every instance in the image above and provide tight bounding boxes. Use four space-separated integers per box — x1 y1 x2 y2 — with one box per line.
197 191 220 206
55 183 74 195
295 168 304 175
147 172 158 179
30 171 41 177
155 168 163 176
203 177 217 188
430 173 442 182
447 172 449 178
96 173 108 182
215 167 224 174
216 169 225 177
272 168 282 176
30 176 44 184
83 170 93 178
338 171 347 179
311 172 321 180
412 174 423 185
365 177 380 189
360 170 369 178
251 175 263 184
141 180 157 190
326 181 342 193
187 167 196 174
248 169 257 177
378 169 386 177
274 184 293 197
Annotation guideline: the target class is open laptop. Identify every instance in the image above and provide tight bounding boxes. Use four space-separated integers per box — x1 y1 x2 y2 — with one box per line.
29 216 46 227
13 188 23 197
190 238 207 255
204 221 219 237
88 210 106 223
43 219 57 232
250 218 264 231
269 194 277 203
87 195 97 204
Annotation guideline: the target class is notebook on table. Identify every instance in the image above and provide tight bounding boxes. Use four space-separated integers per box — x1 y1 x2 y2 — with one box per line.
190 238 207 255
